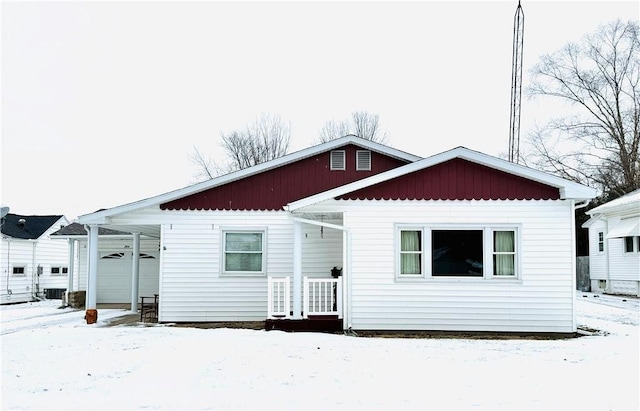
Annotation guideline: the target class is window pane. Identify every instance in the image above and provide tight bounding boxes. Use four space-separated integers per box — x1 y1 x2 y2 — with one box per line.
624 236 634 253
401 254 421 275
494 255 515 276
226 233 262 252
494 231 514 252
401 231 421 252
225 253 262 272
432 230 483 277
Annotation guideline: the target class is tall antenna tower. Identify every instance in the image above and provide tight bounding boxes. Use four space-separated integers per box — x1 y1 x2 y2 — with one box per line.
508 1 524 163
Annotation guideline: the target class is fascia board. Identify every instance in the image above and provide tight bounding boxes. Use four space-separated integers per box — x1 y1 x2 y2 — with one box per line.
287 147 597 211
78 136 421 223
586 191 640 216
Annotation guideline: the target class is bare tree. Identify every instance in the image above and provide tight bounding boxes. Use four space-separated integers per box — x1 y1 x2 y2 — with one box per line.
317 111 389 144
190 114 291 180
524 19 639 197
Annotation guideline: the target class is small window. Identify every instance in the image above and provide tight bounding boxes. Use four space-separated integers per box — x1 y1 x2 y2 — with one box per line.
330 150 345 170
356 150 371 171
493 231 516 276
624 236 634 253
12 266 25 275
101 252 125 259
399 230 422 275
598 232 604 252
139 253 156 259
223 230 266 275
51 266 68 276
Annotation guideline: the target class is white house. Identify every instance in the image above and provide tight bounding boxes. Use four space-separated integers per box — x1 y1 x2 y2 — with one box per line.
583 189 640 297
1 213 70 304
75 136 596 333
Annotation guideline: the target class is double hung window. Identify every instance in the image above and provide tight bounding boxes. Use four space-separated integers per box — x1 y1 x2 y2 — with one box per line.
397 226 519 279
222 230 266 275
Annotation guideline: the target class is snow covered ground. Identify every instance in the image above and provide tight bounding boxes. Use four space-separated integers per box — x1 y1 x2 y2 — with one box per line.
1 293 638 411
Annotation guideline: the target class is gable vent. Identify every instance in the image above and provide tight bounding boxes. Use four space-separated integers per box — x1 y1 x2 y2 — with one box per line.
330 150 346 170
356 150 371 171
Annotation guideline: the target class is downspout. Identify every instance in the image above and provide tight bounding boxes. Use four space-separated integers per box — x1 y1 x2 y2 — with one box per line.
290 216 353 330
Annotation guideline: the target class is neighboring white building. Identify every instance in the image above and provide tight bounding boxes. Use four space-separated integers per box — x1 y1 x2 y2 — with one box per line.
75 137 596 333
1 213 70 304
583 189 640 297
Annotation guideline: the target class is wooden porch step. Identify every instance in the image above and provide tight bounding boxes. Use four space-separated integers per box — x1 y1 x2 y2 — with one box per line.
265 317 343 333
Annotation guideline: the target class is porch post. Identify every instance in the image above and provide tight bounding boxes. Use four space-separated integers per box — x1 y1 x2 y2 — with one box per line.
130 232 141 313
292 220 302 319
85 225 99 324
66 239 75 302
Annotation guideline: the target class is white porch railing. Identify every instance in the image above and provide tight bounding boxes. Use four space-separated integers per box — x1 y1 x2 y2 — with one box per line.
267 276 290 318
303 277 342 319
267 276 343 319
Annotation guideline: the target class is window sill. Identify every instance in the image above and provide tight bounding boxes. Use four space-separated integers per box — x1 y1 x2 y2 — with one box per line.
221 272 266 278
395 276 522 284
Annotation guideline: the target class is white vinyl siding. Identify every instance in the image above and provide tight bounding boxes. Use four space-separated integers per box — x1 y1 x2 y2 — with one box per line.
587 220 607 280
160 211 294 322
340 199 576 333
587 217 640 289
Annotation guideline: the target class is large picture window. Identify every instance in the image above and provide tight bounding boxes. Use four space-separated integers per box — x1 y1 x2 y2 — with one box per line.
397 226 519 279
432 230 483 277
223 230 265 275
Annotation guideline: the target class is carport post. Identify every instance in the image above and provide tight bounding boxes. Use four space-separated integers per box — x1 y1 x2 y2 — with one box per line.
66 239 75 301
85 225 99 324
130 232 141 313
292 220 302 319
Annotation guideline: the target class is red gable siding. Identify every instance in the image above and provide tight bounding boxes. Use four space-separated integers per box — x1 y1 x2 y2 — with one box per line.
339 158 560 200
161 145 410 211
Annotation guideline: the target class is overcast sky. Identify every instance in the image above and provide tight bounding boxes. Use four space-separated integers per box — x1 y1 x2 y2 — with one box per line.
2 0 638 220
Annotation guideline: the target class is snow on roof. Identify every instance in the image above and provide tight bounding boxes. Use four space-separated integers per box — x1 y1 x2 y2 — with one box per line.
587 189 640 216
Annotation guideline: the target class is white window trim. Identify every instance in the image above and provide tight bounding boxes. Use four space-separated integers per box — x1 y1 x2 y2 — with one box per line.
220 227 267 277
330 150 346 171
395 224 521 281
12 265 26 276
356 150 371 171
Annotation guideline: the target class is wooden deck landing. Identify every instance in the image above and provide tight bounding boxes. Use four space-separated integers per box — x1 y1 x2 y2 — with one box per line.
265 317 343 332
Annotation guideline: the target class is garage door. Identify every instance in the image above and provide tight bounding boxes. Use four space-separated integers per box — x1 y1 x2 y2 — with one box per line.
97 251 159 303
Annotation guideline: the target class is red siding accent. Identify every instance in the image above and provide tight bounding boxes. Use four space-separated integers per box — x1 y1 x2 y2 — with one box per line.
339 158 560 200
161 145 409 211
